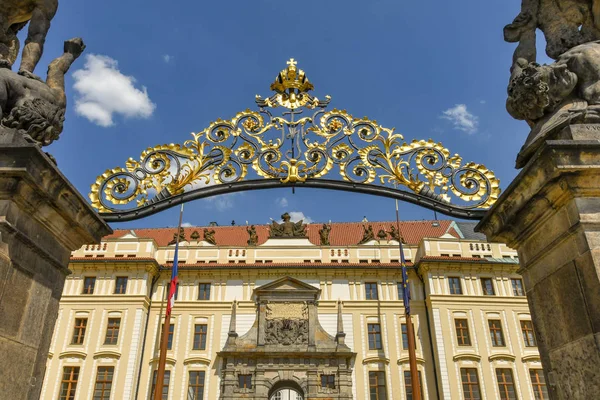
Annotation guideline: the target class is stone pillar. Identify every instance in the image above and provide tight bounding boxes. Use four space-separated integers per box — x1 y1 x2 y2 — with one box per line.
0 128 111 400
477 125 600 399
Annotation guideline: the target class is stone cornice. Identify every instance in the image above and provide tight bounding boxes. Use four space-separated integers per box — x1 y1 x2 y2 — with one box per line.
489 353 516 362
93 351 121 360
59 351 87 359
149 357 176 366
397 356 426 364
452 353 482 362
183 357 212 366
362 356 390 365
521 354 541 363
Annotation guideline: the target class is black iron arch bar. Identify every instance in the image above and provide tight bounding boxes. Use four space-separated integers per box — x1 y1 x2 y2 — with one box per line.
98 179 487 223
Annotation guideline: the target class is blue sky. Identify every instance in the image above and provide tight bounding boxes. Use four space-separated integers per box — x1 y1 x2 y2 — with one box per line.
24 1 542 229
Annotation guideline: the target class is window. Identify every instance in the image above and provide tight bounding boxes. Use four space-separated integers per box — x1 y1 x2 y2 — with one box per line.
104 318 121 345
460 368 481 400
365 282 379 300
401 323 416 349
150 370 170 400
448 277 462 294
71 318 87 345
481 278 495 295
174 283 179 301
521 320 537 347
496 368 517 400
321 374 336 389
530 369 549 400
115 277 128 294
511 279 525 296
369 371 387 400
59 366 79 400
166 324 174 350
83 277 96 294
367 323 382 350
397 282 405 300
93 366 114 400
188 371 205 400
455 319 471 346
489 319 506 347
198 283 211 300
193 324 207 350
403 370 423 400
238 374 252 389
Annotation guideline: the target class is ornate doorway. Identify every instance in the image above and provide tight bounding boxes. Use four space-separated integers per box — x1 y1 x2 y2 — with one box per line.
218 277 354 399
268 381 304 400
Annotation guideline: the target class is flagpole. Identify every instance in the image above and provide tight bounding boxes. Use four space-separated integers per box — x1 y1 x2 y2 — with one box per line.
395 198 422 400
154 204 184 400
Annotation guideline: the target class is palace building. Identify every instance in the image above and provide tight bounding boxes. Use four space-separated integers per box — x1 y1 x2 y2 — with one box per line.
40 218 547 400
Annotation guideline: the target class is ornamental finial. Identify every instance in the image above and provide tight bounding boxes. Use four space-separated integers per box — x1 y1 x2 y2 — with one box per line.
269 58 314 109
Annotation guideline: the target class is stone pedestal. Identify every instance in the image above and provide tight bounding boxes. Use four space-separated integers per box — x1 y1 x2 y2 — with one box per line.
477 124 600 399
0 127 111 400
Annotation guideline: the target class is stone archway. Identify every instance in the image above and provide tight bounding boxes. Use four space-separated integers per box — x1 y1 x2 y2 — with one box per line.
218 277 354 399
268 380 304 400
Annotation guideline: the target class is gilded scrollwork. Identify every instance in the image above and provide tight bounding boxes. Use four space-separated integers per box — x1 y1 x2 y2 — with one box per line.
90 59 500 214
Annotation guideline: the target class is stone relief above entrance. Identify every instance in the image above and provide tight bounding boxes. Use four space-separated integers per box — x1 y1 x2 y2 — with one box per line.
265 302 309 345
218 277 355 399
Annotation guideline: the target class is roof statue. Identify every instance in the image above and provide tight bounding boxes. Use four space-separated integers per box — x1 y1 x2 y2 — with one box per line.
319 223 331 245
203 228 216 245
505 1 600 166
0 1 84 148
387 225 406 243
247 225 258 246
269 212 307 238
168 227 185 245
358 225 375 244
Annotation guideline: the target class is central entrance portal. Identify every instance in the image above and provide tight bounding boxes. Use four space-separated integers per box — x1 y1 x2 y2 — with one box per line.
269 381 304 400
218 277 354 399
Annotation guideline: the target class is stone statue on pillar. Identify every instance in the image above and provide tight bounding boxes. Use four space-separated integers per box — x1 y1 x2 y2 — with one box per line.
0 5 110 400
0 1 86 149
476 3 600 399
505 1 600 166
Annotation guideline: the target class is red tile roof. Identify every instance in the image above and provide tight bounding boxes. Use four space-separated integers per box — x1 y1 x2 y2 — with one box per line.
104 220 457 247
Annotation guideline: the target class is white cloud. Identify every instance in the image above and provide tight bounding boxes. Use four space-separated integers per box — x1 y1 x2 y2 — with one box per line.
479 100 486 104
275 197 288 208
441 104 478 134
288 211 313 223
163 54 173 63
181 222 193 227
205 193 237 211
72 54 155 127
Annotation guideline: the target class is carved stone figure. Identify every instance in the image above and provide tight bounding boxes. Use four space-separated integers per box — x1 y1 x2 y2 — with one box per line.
0 38 84 147
358 224 375 244
190 230 200 240
203 228 216 245
319 223 331 245
387 225 406 243
168 227 186 245
0 0 59 76
505 0 600 63
247 225 258 246
265 318 309 345
507 41 600 165
504 2 600 165
269 212 307 238
377 229 387 240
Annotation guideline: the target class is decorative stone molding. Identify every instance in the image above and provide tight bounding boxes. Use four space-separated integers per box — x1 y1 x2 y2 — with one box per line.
452 353 482 362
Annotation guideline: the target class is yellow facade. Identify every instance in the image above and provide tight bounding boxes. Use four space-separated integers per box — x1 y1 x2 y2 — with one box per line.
40 221 545 400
